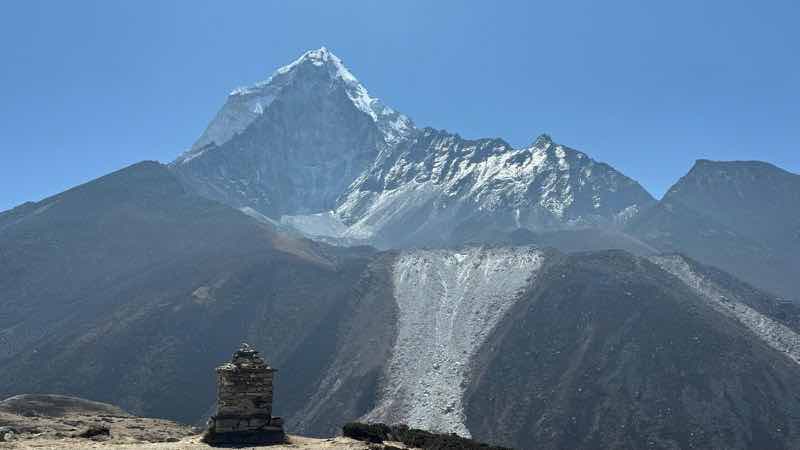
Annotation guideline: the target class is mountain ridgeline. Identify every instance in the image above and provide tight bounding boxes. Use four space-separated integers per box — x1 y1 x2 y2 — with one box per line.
171 48 655 245
170 47 799 300
1 47 799 449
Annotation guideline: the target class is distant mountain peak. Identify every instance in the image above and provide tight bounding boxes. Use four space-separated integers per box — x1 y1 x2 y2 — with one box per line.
177 47 413 164
532 133 554 149
686 158 792 175
230 46 355 96
280 46 350 77
668 159 798 196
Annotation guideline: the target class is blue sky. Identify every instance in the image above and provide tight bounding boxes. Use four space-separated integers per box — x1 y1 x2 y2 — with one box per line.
1 0 798 211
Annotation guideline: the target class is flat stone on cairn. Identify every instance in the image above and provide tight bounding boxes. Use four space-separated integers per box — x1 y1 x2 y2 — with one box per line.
203 343 286 445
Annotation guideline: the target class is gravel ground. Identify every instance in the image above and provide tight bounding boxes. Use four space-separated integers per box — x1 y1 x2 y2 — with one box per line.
652 254 800 364
0 435 387 450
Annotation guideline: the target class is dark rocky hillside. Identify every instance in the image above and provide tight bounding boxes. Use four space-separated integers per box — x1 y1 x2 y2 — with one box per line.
629 159 800 300
465 251 800 449
2 172 799 449
0 161 376 425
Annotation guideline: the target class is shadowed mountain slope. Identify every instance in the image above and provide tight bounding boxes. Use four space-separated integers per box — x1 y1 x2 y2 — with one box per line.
0 161 376 424
2 185 799 449
629 159 800 299
465 251 800 450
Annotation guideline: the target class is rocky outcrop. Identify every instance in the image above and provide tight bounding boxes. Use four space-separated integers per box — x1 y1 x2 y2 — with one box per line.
342 422 511 449
0 394 194 445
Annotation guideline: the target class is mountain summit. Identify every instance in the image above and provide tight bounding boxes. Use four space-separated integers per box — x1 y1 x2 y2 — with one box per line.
177 47 413 162
171 47 412 217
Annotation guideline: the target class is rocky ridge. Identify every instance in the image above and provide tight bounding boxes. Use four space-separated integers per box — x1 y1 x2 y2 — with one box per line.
329 132 654 247
0 394 194 446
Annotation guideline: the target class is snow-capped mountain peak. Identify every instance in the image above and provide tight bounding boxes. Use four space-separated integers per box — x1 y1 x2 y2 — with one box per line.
265 47 415 143
171 48 416 217
531 133 554 149
176 47 413 164
270 46 358 87
231 47 358 96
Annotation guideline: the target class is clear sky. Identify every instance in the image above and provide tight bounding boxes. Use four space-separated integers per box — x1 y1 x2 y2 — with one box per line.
1 0 798 211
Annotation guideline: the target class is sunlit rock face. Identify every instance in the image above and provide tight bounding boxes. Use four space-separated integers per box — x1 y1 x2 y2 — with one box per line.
333 131 654 248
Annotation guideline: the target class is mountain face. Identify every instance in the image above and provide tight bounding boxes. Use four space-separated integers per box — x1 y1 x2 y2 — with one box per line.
171 47 413 218
0 161 283 359
629 159 800 299
1 162 798 449
0 161 374 423
464 251 800 449
291 249 800 449
171 48 654 248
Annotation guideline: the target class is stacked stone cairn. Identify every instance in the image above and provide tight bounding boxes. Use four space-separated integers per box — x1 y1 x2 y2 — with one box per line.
203 343 286 445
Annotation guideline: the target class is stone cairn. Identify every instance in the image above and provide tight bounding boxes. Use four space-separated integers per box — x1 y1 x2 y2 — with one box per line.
203 343 286 445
